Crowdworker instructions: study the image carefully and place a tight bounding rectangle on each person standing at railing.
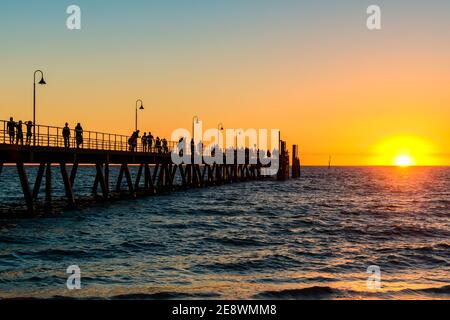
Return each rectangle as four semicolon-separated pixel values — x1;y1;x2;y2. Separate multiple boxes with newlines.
25;121;33;145
142;132;148;152
128;131;139;152
178;137;185;157
162;138;168;153
7;117;15;144
16;120;24;145
155;137;161;153
148;132;154;152
75;123;84;148
63;123;71;148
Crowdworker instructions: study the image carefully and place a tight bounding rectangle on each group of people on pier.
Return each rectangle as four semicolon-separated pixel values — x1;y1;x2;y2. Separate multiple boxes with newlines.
62;122;84;148
5;117;84;148
6;117;33;145
5;116;171;153
128;130;169;153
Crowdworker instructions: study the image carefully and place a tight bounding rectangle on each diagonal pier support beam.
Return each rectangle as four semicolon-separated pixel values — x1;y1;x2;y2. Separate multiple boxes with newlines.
171;164;178;186
116;164;125;192
144;164;155;194
94;163;108;199
60;163;75;207
32;163;45;199
179;164;187;187
16;162;34;214
134;164;144;191
70;162;78;187
123;164;135;197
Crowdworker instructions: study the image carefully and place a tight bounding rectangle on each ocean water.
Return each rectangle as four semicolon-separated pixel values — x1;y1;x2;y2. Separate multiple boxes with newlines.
0;166;449;299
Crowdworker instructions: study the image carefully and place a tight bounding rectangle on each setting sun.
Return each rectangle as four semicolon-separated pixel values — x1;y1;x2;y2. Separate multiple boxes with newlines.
394;155;414;167
371;136;439;166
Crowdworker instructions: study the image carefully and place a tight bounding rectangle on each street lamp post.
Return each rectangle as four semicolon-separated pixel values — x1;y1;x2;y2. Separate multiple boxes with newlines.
33;70;46;145
192;116;199;141
135;99;144;131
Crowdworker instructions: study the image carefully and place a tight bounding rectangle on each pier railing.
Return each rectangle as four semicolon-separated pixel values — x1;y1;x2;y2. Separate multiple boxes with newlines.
0;120;176;153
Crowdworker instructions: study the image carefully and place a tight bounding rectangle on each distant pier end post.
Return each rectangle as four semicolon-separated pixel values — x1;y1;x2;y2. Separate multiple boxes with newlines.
292;144;301;178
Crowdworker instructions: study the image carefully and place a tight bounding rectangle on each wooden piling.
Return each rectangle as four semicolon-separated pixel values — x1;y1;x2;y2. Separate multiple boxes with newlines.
123;164;135;197
134;164;144;191
116;164;125;192
60;163;75;207
17;163;34;214
32;163;45;199
95;163;108;199
104;162;110;194
45;163;52;208
70;162;78;187
144;163;155;193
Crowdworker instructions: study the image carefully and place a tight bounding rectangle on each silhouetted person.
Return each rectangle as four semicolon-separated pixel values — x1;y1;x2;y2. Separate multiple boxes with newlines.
142;132;148;152
25;121;33;145
155;137;161;153
178;137;184;157
16;121;24;145
63;122;71;148
128;131;139;152
128;133;134;151
148;132;154;152
7;117;15;144
75;123;83;148
135;130;140;151
162;138;168;153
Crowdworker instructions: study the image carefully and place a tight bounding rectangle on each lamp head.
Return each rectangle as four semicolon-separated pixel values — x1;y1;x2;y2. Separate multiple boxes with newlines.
139;105;144;110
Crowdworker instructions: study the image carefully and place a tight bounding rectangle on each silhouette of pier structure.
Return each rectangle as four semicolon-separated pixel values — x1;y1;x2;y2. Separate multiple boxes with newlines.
0;120;301;215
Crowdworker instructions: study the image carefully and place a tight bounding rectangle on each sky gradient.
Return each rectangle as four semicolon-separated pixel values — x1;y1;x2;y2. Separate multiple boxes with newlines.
1;0;449;165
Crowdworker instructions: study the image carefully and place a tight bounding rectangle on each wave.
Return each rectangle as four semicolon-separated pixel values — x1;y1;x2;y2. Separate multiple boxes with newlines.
196;254;300;273
119;240;165;250
254;285;450;300
109;291;221;300
254;286;338;299
407;285;450;295
204;236;266;247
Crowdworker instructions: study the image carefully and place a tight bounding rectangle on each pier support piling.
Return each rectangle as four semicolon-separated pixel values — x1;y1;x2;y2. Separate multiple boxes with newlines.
16;162;34;214
116;164;125;192
145;164;155;193
70;162;78;187
94;163;108;199
32;163;45;199
104;162;110;194
60;163;75;207
45;163;52;208
123;164;135;197
134;164;144;191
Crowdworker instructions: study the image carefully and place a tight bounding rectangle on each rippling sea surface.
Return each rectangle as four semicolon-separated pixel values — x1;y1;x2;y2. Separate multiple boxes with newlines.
0;166;449;299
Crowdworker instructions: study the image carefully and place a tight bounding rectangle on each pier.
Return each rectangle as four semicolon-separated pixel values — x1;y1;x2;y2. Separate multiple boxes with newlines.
0;120;301;216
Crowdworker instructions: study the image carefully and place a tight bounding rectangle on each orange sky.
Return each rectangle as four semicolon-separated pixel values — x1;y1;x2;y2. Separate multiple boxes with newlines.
1;1;449;165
